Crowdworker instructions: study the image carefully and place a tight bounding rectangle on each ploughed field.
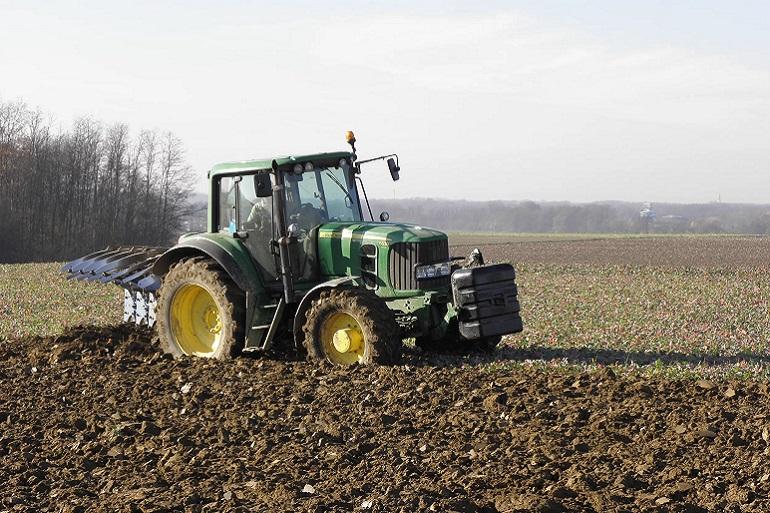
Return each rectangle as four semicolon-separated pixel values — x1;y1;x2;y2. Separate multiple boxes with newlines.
2;235;770;512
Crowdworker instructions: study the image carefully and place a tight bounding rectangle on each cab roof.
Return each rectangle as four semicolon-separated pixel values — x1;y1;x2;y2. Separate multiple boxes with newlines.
209;151;353;177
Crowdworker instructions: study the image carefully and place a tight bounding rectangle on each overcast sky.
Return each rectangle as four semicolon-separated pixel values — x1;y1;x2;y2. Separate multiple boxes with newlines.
1;1;768;203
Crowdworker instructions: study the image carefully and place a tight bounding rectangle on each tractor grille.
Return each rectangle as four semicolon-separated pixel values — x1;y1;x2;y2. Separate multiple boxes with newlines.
388;239;450;291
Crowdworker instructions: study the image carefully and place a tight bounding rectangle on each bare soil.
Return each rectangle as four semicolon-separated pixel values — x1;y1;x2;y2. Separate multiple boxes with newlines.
3;325;770;512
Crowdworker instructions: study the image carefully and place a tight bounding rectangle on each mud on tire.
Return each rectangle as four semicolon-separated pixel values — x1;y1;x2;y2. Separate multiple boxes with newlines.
156;256;245;360
303;288;402;365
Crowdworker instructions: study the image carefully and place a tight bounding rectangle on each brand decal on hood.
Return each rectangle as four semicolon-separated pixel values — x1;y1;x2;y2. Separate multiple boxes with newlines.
317;230;390;246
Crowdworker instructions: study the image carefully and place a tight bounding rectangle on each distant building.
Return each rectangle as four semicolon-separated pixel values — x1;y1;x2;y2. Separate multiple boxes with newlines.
639;202;656;233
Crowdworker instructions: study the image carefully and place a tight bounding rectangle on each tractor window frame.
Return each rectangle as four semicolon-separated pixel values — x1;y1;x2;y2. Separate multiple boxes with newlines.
213;170;280;280
213;170;275;234
282;165;364;226
216;175;239;233
349;167;365;221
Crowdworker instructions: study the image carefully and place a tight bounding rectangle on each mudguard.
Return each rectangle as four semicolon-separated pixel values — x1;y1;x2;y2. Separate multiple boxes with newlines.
152;234;263;296
292;276;360;342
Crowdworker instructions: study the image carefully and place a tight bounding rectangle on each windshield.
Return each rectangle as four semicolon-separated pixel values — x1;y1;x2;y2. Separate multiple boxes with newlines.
284;166;362;229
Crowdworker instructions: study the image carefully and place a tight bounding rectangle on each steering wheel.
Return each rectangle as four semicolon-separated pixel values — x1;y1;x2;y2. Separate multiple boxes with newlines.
292;202;326;231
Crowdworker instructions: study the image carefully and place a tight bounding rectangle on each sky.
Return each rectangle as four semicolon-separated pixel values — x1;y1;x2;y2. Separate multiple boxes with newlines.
1;0;769;204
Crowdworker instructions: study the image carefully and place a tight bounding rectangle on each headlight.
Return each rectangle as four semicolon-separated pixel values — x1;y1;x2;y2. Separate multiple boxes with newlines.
415;262;451;280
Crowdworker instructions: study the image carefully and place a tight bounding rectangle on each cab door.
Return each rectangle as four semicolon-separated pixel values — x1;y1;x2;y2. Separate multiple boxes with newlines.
283;171;325;282
217;173;279;282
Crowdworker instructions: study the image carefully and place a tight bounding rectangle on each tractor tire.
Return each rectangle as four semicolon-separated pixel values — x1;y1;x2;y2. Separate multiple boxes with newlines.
303;288;401;366
156;256;245;360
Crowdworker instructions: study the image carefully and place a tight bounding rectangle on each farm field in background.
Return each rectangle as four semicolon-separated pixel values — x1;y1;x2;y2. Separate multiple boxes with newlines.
4;234;770;378
454;233;770;378
451;232;770;267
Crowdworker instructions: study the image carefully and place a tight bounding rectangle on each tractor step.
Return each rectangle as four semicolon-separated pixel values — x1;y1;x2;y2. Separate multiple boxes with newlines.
244;298;286;352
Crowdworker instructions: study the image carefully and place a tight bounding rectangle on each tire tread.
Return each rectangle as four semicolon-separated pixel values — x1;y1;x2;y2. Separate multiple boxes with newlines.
156;256;245;359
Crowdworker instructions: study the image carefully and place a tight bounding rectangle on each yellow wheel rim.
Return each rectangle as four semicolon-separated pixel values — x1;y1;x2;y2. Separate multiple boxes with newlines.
321;312;365;366
169;284;223;357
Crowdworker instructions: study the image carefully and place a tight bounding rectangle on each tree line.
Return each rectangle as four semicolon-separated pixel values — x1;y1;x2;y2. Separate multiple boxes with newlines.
0;99;194;263
370;198;770;234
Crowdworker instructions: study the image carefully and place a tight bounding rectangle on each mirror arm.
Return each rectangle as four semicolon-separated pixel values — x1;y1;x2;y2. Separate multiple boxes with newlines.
356;153;400;182
355;153;398;167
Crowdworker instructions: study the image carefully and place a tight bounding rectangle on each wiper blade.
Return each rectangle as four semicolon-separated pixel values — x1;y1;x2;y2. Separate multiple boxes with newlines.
324;170;354;203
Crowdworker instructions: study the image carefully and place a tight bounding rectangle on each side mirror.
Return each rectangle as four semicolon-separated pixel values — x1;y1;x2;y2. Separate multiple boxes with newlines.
387;158;400;181
379;211;390;222
254;173;272;198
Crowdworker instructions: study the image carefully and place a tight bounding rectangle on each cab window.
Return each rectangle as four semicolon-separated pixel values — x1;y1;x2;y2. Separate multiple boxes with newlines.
284;172;327;231
320;166;360;222
218;176;237;232
284;166;361;229
216;174;277;280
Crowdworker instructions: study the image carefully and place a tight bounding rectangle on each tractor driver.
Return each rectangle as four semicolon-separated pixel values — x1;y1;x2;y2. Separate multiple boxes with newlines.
292;202;327;232
245;197;272;233
247;198;326;234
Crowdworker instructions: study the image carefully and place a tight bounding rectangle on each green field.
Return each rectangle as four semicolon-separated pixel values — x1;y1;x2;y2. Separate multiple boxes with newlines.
3;234;770;378
0;263;122;341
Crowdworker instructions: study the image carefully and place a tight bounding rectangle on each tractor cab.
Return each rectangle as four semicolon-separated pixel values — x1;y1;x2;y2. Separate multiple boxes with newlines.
209;150;371;290
208;131;402;304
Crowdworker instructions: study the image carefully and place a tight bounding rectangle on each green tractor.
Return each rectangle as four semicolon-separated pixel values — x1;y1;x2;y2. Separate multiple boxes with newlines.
62;132;522;365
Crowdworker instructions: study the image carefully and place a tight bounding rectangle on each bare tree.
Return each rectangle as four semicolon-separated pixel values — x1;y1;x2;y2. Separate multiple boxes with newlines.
139;129;159;243
157;131;193;244
0;100;196;263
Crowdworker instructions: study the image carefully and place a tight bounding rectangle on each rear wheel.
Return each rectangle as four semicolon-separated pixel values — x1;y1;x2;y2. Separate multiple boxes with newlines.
156;257;244;359
303;289;401;366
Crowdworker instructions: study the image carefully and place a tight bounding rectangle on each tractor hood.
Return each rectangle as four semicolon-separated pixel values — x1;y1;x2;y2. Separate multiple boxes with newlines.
317;221;446;246
315;221;449;285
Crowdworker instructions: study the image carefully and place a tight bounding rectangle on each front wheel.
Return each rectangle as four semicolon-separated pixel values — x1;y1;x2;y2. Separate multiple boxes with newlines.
303;289;401;366
156;257;244;359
